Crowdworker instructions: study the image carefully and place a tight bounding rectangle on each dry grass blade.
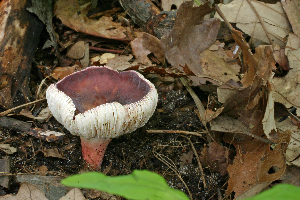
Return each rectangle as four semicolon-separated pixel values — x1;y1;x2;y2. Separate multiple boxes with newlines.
153;148;193;200
0;99;46;117
182;136;207;188
147;129;207;140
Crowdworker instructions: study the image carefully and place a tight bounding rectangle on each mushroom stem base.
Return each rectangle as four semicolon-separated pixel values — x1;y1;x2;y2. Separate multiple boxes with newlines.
80;137;112;170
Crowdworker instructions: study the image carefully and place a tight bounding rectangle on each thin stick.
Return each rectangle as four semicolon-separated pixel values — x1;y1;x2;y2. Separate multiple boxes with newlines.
147;129;206;139
183;136;207;188
89;46;129;54
0;99;46;117
215;5;233;31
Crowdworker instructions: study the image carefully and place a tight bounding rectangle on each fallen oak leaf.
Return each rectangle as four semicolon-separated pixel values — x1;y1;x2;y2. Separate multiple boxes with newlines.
227;137;287;197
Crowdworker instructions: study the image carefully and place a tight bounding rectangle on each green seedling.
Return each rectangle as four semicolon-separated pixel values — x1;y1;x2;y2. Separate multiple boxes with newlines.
61;170;189;200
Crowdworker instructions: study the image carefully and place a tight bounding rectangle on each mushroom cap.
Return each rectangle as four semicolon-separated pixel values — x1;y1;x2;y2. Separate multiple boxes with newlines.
46;66;158;139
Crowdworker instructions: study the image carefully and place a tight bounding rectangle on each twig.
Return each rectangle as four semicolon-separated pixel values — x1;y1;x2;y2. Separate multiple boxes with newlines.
182;136;207;188
0;171;66;177
89;46;129;54
147;129;206;140
0;99;46;117
215;5;233;31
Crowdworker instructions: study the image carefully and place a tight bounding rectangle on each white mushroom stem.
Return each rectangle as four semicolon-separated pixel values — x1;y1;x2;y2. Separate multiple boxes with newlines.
80;137;112;169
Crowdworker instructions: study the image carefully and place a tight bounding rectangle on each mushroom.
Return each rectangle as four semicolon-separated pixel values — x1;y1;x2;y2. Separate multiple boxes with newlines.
46;66;158;169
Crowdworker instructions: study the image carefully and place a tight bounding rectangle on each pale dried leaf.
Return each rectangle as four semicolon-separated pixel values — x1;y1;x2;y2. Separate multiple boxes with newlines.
0;144;17;154
285;33;300;54
281;0;300;38
60;188;86;200
272;47;300;115
106;55;142;71
217;87;238;103
198;50;240;83
100;53;116;64
0;182;48;200
203;107;224;123
211;115;251;134
131;37;152;65
36;107;51;123
262;90;276;138
215;0;292;47
276;118;300;166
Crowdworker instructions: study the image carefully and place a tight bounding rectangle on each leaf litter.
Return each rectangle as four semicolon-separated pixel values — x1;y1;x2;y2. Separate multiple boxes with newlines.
1;0;300;199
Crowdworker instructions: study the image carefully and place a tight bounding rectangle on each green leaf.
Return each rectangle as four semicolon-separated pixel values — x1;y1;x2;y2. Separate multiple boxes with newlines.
61;170;189;200
245;184;300;200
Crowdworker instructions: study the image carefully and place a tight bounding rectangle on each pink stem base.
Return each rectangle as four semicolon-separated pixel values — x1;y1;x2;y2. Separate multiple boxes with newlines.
80;137;112;170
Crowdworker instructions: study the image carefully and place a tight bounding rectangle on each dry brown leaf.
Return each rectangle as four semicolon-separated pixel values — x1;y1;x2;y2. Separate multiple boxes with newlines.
43;148;64;159
231;29;258;88
227;140;287;197
202;107;224;123
51;66;79;80
203;141;229;176
131;33;153;65
215;0;291;47
253;45;276;84
54;0;128;41
140;32;165;64
192;50;240;85
161;2;223;84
